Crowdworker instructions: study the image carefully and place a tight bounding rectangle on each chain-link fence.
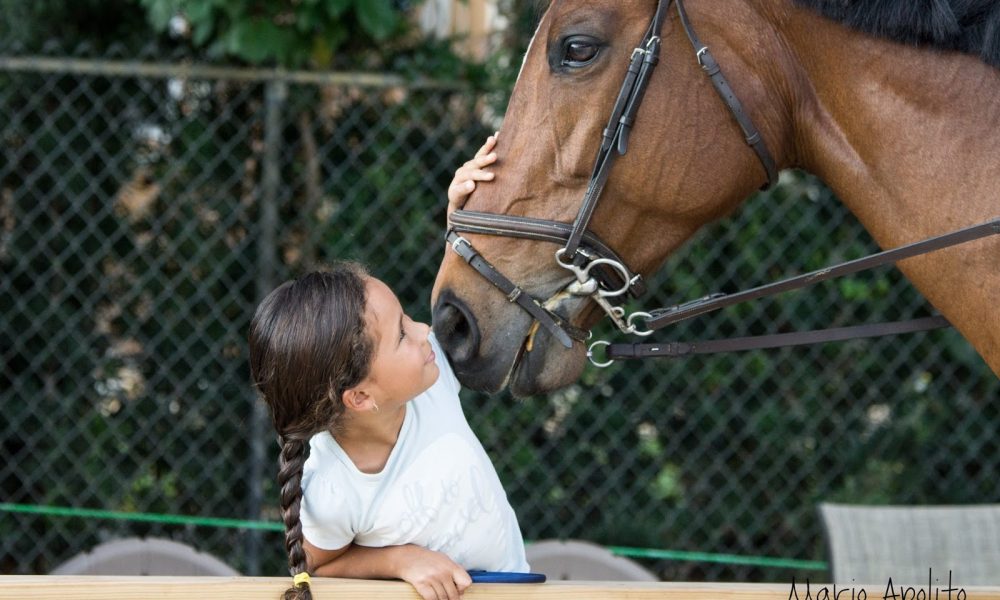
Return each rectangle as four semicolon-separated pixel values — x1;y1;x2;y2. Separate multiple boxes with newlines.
2;47;998;582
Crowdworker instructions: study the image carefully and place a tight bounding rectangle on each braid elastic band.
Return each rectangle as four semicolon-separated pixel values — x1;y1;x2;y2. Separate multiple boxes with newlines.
293;572;311;587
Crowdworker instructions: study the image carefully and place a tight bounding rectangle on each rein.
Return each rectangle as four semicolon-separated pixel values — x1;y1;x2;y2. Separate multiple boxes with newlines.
446;0;1000;366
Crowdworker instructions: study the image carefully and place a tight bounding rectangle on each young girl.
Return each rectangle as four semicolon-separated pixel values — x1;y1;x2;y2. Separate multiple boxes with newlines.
249;136;510;600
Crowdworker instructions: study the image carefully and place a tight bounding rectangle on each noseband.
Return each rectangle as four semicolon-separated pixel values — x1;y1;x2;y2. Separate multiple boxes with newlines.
446;0;1000;362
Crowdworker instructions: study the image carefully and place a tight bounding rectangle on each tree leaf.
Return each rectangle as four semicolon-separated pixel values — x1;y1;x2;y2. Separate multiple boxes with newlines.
141;0;177;31
355;0;397;40
310;24;347;67
184;0;215;28
223;17;289;64
192;20;214;46
323;0;352;18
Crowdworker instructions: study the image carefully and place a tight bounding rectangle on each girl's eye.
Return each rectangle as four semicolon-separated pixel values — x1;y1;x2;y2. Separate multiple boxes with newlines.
562;38;600;67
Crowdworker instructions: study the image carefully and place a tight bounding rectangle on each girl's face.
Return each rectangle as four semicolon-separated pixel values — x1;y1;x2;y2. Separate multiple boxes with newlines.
360;277;439;406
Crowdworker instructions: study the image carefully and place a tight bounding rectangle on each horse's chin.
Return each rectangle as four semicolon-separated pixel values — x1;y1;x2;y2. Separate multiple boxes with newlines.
506;294;592;397
507;326;588;398
445;328;586;396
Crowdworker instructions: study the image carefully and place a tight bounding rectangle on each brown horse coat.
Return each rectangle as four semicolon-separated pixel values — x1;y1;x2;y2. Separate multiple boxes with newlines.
432;0;1000;395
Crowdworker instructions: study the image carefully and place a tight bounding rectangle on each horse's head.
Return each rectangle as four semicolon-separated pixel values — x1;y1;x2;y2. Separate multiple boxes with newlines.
432;0;790;396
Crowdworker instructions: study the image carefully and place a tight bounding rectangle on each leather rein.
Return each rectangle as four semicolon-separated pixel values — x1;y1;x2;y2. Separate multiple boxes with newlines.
445;0;1000;367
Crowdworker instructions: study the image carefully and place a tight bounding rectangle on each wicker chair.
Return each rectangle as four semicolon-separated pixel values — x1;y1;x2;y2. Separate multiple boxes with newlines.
819;503;1000;585
51;537;239;576
525;539;658;581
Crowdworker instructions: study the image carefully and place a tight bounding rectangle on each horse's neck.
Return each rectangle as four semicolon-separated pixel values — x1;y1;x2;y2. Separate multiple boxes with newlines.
782;5;1000;373
787;11;1000;243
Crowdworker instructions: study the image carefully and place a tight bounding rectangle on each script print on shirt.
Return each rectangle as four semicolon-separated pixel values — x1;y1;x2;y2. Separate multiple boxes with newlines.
364;432;509;568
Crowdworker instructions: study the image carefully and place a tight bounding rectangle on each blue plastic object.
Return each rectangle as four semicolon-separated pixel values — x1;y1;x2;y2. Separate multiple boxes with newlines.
467;570;547;583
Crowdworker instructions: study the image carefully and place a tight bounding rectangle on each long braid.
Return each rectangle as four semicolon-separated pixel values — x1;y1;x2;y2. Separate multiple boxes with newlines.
279;437;312;600
249;265;374;599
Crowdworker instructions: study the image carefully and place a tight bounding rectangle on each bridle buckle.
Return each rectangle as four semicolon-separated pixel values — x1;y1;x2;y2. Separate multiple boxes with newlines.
695;46;709;66
451;235;471;253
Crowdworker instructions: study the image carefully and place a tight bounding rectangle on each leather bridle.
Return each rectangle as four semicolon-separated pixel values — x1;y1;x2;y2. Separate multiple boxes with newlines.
445;0;1000;366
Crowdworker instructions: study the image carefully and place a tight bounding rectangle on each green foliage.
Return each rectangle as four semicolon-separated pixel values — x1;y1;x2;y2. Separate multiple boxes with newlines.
139;0;404;68
132;0;493;84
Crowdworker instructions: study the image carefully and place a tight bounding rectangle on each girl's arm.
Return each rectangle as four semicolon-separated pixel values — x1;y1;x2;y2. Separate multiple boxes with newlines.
447;133;498;219
305;539;472;600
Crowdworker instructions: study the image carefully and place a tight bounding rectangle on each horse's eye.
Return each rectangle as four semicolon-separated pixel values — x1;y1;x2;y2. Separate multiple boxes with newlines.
562;39;600;67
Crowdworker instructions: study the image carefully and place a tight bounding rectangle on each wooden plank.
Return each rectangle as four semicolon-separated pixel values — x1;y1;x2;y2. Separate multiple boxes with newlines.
1;577;999;600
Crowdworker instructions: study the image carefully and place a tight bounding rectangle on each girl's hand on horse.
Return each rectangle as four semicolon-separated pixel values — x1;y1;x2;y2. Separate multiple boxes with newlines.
448;133;498;217
395;545;472;600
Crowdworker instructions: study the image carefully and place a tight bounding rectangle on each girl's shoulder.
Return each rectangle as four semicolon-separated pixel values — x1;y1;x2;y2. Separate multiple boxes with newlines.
304;431;358;481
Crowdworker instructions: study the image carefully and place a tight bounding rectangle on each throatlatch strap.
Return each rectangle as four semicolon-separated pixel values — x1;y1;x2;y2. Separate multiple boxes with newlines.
676;0;778;189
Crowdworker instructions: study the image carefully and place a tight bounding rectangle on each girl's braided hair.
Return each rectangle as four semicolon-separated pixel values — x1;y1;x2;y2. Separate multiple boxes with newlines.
248;264;374;599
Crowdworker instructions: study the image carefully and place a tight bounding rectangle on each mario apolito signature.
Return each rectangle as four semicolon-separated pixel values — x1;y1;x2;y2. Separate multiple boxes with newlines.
789;570;967;600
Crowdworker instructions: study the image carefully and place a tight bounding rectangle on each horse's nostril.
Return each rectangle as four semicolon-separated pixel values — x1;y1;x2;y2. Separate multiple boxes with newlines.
451;309;471;338
432;294;481;365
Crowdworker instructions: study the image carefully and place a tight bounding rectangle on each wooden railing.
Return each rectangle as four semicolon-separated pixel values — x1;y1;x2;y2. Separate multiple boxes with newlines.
3;576;999;600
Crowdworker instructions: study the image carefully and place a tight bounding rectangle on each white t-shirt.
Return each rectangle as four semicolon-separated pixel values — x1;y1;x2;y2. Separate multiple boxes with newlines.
300;334;529;572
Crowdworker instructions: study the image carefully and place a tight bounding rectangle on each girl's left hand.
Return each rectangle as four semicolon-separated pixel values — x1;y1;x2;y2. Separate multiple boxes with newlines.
447;133;498;218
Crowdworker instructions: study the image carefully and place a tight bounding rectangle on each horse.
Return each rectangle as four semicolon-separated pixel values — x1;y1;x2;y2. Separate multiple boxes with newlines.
431;0;1000;397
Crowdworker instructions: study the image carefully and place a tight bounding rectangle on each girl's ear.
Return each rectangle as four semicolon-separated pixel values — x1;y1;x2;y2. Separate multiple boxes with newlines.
341;386;375;413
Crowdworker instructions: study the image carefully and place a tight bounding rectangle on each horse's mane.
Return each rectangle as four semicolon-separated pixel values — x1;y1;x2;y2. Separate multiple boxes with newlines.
793;0;1000;69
